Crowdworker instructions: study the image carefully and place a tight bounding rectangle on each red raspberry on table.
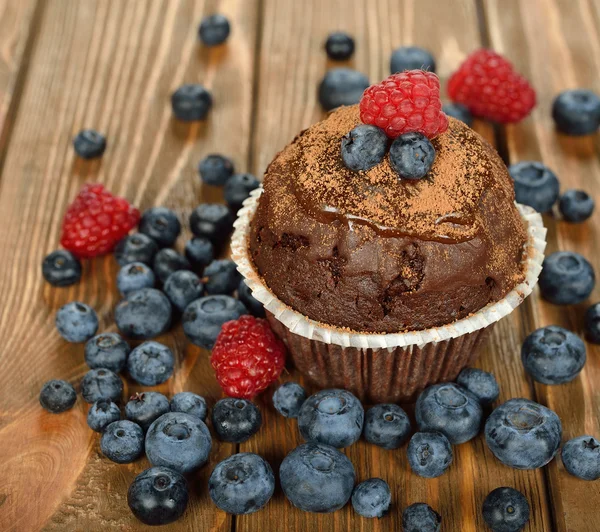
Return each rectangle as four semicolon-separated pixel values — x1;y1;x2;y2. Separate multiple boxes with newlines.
211;315;286;399
359;70;448;139
60;183;140;258
448;49;536;124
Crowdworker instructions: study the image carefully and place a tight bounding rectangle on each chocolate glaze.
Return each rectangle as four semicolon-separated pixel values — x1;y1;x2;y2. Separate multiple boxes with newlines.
249;106;527;333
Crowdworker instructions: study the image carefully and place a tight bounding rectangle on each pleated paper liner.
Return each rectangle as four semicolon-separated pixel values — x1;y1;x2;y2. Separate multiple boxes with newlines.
231;188;546;402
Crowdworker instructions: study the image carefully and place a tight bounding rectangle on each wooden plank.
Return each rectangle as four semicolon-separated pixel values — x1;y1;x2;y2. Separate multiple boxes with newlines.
0;0;40;160
240;1;553;531
484;1;600;530
0;0;258;530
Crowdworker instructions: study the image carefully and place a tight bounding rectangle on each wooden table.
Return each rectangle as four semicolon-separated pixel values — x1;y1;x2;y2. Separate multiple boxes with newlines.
1;0;599;530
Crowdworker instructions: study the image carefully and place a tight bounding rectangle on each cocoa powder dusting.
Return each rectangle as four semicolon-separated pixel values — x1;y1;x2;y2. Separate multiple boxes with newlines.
278;106;500;243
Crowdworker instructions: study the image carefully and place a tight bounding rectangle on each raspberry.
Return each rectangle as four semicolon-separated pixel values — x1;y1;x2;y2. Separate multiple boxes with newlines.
359;70;448;139
448;49;536;123
60;183;140;258
211;315;286;399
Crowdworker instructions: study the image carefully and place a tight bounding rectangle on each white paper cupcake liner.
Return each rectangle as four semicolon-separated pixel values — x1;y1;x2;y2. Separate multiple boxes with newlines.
231;187;546;349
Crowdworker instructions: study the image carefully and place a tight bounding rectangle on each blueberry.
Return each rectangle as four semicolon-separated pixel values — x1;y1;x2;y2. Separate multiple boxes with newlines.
456;368;500;406
318;68;370;111
84;332;130;372
407;431;453;478
363;403;411;450
521;325;586;385
42;250;82;287
87;399;121;432
273;382;306;418
559;189;595;223
101;420;144;464
39;379;77;413
114;233;159;266
198;14;230;46
389;132;436;180
279;442;356;513
508;161;560;213
171;84;212;121
189;203;234;246
212;398;262;443
561;435;600;481
324;32;355;61
164;270;204;311
138;207;181;247
55;301;99;343
539;251;595;305
128;466;188;526
184;237;214;269
298;388;364;448
402;503;441;532
351;478;391;519
237;280;265;317
170;392;208;421
224;173;260;211
209;453;275;515
182;295;247;349
340;125;387;172
127;341;175;386
203;259;241;295
443;103;473;127
552;89;600;136
415;383;482;444
115;288;173;339
145;412;212;474
125;392;170;431
482;487;530;532
81;368;123;404
198;154;234;186
485;398;562;469
390;46;436;73
73;129;106;159
117;262;156;295
584;302;600;343
152;248;191;284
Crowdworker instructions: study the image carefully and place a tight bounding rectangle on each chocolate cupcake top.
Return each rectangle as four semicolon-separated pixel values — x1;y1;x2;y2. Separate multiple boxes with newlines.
290;107;500;243
249;105;527;333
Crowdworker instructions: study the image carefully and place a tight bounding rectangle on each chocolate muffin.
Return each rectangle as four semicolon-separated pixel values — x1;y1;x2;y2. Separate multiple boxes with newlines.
249;106;527;333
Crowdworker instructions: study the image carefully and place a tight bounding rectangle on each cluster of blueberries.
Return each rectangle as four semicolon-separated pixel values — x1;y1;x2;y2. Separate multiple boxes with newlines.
273;379;534;531
39;340;600;530
44;150;263;346
32;375;498;530
38;377;264;525
273;357;599;532
45;205;260;391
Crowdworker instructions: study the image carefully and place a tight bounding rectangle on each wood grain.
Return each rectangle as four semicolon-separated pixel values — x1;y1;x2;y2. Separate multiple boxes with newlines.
0;0;598;530
0;0;39;162
0;0;258;530
484;1;600;530
238;1;552;531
